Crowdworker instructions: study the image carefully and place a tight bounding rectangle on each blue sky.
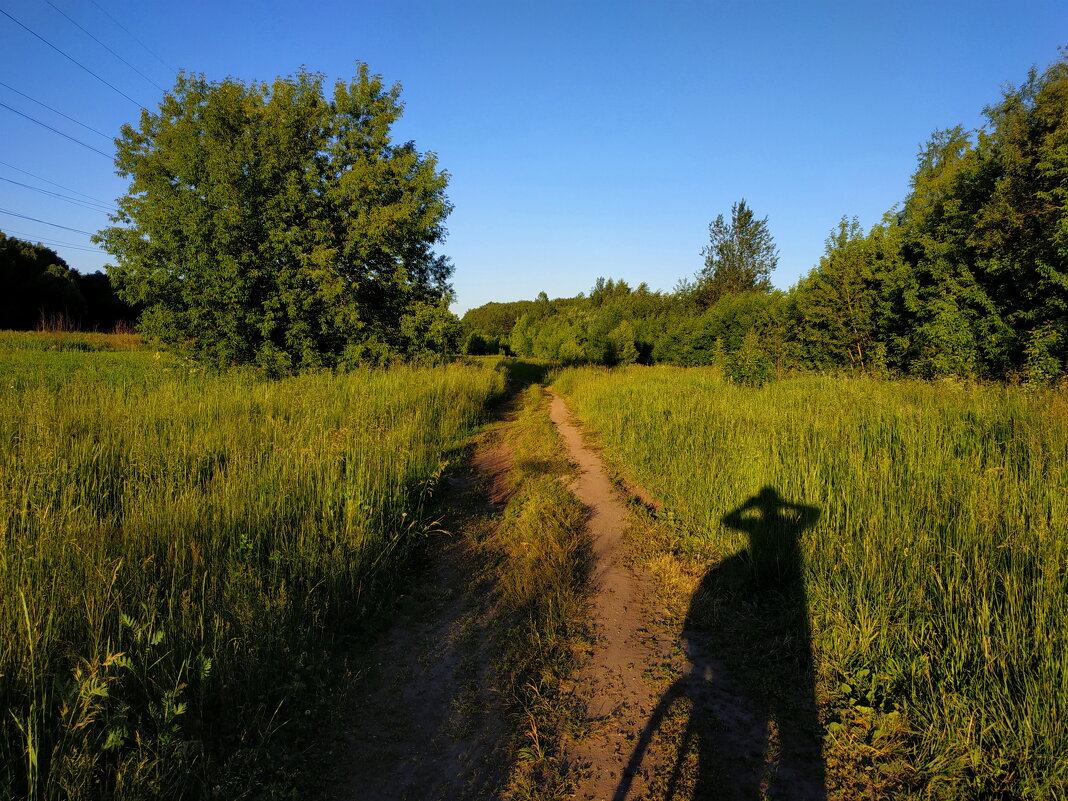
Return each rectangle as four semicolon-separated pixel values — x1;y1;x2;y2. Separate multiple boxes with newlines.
1;0;1064;313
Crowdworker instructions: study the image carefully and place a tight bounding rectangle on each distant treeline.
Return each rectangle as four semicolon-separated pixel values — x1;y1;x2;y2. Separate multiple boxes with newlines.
1;232;137;332
463;53;1068;385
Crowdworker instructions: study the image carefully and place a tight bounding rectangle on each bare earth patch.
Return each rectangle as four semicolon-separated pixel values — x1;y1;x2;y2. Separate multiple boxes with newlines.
548;391;676;799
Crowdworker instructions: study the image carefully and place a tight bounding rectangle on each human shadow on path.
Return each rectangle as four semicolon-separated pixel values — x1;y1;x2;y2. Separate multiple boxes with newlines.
614;486;826;800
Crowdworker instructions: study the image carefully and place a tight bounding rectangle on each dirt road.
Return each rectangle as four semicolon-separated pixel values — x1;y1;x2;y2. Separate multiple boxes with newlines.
549;391;827;801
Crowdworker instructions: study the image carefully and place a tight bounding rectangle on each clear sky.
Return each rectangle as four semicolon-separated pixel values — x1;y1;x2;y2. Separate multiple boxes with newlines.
1;0;1064;313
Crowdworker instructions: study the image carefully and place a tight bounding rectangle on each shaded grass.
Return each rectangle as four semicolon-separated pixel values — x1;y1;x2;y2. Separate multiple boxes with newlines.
553;366;1068;800
472;385;592;800
0;349;504;799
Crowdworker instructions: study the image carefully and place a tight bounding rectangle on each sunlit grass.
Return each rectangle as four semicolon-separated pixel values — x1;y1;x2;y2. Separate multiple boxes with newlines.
0;329;145;352
489;385;590;800
0;347;504;799
553;366;1068;799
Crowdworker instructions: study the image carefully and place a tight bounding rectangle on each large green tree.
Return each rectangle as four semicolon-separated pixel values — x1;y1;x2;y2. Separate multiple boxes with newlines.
694;199;778;307
96;65;453;369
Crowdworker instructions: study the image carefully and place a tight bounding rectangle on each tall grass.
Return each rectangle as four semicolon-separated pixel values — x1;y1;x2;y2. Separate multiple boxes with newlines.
0;346;504;799
490;385;590;799
0;330;144;352
553;366;1068;799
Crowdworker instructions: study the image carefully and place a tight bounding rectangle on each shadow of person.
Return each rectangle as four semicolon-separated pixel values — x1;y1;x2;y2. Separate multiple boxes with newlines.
614;486;826;801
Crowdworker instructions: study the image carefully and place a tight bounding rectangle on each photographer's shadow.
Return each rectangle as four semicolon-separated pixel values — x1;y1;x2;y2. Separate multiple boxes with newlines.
614;486;826;800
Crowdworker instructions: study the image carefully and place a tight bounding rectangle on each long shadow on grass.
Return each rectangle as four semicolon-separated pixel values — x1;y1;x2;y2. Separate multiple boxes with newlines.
615;486;826;801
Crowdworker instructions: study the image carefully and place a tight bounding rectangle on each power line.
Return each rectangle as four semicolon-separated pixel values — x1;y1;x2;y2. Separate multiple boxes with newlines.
1;227;105;253
0;207;97;236
45;0;167;93
0;6;146;110
0;160;114;205
0;102;112;158
87;0;173;75
0;176;116;213
0;81;113;140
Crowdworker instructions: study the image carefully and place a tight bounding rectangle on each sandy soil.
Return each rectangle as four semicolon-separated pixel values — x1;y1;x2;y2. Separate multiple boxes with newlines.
548;391;678;799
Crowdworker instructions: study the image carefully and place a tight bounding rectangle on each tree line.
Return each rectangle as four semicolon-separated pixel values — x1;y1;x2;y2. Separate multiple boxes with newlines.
0;232;136;331
464;52;1068;385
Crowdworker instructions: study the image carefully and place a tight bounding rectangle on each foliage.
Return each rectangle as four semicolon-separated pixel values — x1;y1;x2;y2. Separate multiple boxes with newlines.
1021;322;1063;385
96;65;453;370
0;346;503;798
469;51;1068;384
463;329;507;356
399;297;464;362
73;271;139;332
461;300;540;337
725;328;774;386
791;218;880;371
0;233;134;331
0;232;84;329
694;199;777;307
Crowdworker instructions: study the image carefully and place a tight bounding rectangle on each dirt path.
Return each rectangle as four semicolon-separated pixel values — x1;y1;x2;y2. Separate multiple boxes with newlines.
549;392;827;801
321;431;516;801
548;392;678;799
319;384;825;801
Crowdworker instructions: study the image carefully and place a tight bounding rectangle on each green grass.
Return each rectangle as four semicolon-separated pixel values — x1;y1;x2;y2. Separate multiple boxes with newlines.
474;384;591;800
0;330;145;352
0;345;504;799
552;366;1068;800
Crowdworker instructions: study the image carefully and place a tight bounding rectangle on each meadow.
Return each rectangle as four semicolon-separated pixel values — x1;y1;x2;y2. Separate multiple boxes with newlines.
553;366;1068;799
8;332;1066;800
0;332;504;799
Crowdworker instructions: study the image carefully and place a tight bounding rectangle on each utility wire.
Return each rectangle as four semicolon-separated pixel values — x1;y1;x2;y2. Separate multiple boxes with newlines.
0;176;116;213
0;102;112;158
1;227;105;253
87;0;173;75
0;207;97;236
0;81;113;140
0;160;113;205
0;6;146;110
45;0;167;93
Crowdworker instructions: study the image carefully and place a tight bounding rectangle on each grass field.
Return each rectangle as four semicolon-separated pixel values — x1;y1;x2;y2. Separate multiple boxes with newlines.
0;329;144;352
9;333;1065;799
553;366;1068;800
0;333;504;799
